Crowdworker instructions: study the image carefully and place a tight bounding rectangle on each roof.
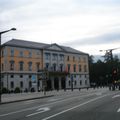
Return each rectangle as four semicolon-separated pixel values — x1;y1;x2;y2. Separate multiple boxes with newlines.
61;46;86;55
3;39;88;55
3;39;48;49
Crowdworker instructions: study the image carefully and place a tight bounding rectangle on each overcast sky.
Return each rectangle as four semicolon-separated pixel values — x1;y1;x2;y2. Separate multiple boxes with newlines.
0;0;120;55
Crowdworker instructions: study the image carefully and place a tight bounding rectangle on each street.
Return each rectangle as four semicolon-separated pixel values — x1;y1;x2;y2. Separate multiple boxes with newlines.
0;88;120;120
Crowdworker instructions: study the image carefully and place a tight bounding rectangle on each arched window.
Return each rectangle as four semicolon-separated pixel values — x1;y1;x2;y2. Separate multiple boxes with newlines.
80;80;82;85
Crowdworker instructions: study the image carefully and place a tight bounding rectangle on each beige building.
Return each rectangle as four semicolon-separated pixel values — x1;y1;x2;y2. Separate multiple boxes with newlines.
1;39;90;92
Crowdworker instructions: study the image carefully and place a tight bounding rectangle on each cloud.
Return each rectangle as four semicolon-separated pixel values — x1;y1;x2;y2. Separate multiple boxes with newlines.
63;30;120;47
0;0;120;55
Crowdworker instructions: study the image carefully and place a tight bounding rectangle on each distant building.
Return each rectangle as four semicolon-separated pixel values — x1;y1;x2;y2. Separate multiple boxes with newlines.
1;39;90;92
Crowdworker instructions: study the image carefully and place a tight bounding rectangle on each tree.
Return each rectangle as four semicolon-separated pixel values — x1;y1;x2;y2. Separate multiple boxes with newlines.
89;55;120;87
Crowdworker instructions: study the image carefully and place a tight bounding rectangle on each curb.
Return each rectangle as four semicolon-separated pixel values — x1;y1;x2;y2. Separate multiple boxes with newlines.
0;95;54;105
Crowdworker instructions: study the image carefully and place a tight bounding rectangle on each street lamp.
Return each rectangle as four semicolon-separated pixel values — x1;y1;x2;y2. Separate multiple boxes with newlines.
0;28;16;103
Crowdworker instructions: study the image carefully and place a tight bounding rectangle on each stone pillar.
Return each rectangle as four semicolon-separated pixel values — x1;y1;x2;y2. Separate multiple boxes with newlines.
59;78;62;90
51;78;55;90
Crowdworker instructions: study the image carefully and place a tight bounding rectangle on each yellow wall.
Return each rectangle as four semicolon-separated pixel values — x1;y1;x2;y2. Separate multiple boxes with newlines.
65;54;89;73
3;47;43;72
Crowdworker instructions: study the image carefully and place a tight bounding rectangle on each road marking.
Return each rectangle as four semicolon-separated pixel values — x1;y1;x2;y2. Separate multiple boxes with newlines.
0;93;96;117
117;108;120;112
24;100;35;104
48;98;61;102
0;92;119;117
42;94;109;120
26;107;50;117
112;94;120;98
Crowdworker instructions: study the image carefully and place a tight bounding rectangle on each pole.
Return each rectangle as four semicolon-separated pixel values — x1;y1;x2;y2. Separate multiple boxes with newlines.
71;74;73;91
0;28;16;103
0;34;2;103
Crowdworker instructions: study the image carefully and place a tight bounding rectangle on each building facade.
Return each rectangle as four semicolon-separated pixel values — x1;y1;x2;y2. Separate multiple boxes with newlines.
1;39;90;92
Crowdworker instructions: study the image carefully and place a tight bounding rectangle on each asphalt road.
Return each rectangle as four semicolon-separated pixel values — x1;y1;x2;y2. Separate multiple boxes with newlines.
0;88;120;120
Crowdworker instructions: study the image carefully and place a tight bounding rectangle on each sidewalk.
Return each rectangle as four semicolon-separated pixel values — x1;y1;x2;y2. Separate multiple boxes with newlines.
1;91;54;104
0;88;109;104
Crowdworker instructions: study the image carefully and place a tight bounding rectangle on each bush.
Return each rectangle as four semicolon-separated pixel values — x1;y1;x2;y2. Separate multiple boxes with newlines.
14;87;21;93
24;88;28;93
2;87;9;94
31;88;35;92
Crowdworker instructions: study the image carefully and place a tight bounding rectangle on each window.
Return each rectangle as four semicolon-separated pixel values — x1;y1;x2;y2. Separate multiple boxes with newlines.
83;57;86;62
53;54;57;60
29;75;32;78
73;56;75;62
20;81;23;88
29;81;32;88
2;63;4;71
80;80;82;85
67;64;70;73
10;48;14;57
28;62;32;71
79;57;81;62
37;51;40;55
79;65;82;72
53;64;56;71
85;80;87;85
45;53;50;60
20;75;23;78
60;64;63;72
2;50;4;57
29;51;32;58
10;60;14;70
46;63;49;70
84;65;87;72
60;55;64;61
10;81;14;88
36;62;40;71
19;51;23;57
10;75;14;78
19;61;24;71
67;56;69;61
73;64;76;72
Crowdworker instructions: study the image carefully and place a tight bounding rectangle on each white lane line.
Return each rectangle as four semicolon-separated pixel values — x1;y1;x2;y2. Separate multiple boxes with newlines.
26;107;50;117
117;108;120;112
48;98;61;102
0;92;119;117
0;93;96;117
112;94;120;98
42;94;109;120
24;100;35;104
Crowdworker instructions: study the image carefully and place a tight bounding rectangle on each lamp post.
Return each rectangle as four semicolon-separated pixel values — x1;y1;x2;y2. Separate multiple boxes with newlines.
0;28;16;103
